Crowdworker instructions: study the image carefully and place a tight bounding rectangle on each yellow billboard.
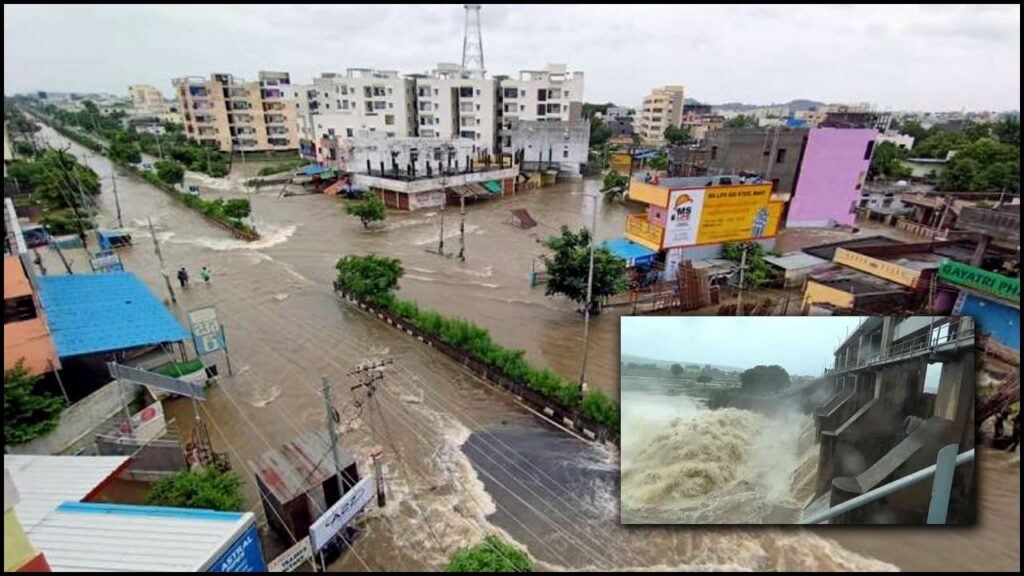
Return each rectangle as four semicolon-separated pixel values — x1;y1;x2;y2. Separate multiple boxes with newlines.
610;153;633;175
695;184;775;245
833;248;923;288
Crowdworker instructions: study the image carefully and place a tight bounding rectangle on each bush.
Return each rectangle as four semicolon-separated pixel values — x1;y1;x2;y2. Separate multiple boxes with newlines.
155;160;185;185
346;195;387;228
335;255;405;304
445;536;533;572
145;467;245;512
257;159;306;176
4;360;65;445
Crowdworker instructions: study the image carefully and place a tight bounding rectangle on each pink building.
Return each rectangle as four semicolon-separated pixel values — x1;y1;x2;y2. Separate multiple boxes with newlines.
787;128;877;228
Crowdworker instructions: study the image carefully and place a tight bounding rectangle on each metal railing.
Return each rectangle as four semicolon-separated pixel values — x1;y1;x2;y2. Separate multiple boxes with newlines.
826;318;974;374
801;444;974;525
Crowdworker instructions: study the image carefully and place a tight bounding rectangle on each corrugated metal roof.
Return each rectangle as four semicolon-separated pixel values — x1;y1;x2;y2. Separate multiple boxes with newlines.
37;272;189;358
603;237;656;266
28;502;253;572
4;455;129;531
764;252;830;271
248;432;356;504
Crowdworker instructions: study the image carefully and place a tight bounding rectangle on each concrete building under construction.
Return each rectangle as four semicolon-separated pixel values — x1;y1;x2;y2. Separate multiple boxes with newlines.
811;316;976;524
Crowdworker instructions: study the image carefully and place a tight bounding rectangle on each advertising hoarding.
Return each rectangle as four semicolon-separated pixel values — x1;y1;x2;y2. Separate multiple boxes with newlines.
938;261;1020;303
833;248;922;288
662;184;778;249
309;475;376;552
267;537;313;572
663;189;706;248
189;307;226;356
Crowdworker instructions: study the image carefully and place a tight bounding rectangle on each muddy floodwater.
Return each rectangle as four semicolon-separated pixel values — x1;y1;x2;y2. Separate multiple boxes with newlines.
27;122;1021;571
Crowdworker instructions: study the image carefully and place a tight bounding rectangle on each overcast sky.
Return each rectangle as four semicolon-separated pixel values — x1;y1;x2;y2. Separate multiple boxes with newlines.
3;4;1019;111
621;316;865;376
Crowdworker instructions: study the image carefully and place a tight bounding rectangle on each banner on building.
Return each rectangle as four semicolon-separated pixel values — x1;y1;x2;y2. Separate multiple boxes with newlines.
938;261;1020;303
663;189;706;248
833;248;922;288
309;475;376;552
207;521;267;572
188;307;226;356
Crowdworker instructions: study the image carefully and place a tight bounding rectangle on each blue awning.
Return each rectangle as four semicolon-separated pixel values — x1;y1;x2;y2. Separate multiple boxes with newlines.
37;272;189;358
302;165;328;176
603;237;657;267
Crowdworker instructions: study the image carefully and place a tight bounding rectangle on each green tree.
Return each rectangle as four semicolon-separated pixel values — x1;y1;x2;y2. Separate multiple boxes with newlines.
222;198;251;220
868;141;912;181
706;389;731;410
542;226;629;312
646;151;670;172
724;115;757;128
739;365;791;393
601;171;630;201
4;360;65;445
335;254;405;304
991;115;1020;149
445;536;533;573
108;138;141;165
145;468;245;512
898;118;928;141
154;159;185;185
5;150;100;211
664;124;692;145
346;195;387;228
721;242;775;289
697;373;713;386
670;363;684;377
589;116;613;147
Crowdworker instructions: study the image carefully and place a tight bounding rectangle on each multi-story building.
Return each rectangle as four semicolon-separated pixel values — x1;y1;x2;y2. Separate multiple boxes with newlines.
496;64;584;140
173;71;298;153
128;85;169;115
638;85;685;145
289;83;319;161
309;69;416;141
410;63;499;154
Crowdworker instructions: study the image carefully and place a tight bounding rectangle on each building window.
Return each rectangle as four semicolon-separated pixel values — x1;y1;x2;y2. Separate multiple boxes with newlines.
864;140;875;160
563;148;569;159
503;88;518;98
346;128;354;137
776;148;787;163
385;115;395;126
711;146;718;160
771;178;780;192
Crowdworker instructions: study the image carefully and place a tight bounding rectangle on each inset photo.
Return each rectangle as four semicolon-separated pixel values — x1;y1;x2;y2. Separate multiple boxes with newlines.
620;316;977;525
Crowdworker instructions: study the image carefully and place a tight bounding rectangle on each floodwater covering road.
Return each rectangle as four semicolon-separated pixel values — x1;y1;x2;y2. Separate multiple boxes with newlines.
26;122;1019;571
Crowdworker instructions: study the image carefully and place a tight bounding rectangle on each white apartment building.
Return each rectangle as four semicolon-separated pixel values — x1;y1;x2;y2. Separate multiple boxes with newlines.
309;69;416;141
411;63;499;156
637;85;684;145
496;64;584;153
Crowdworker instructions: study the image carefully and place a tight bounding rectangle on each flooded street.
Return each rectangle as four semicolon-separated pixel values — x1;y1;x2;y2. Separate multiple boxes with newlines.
28;122;1019;571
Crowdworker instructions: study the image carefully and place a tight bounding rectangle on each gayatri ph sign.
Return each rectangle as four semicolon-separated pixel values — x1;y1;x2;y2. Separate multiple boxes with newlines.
939;261;1020;303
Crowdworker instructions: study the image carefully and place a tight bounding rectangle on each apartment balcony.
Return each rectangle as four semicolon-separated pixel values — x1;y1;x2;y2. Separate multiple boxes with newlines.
267;137;291;147
624;213;665;251
194;115;217;124
192;101;214;111
232;138;259;149
226;88;251;98
188;87;209;97
228;113;255;124
197;127;219;136
264;114;287;124
263;102;286;112
265;127;288;136
260;88;285;99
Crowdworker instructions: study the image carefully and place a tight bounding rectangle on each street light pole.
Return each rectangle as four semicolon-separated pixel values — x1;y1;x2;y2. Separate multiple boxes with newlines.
111;171;123;228
577;192;599;403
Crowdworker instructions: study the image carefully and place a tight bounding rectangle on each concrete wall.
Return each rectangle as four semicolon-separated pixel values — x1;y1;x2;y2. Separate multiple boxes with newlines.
706;127;807;196
788;128;876;228
506;119;589;176
5;380;142;456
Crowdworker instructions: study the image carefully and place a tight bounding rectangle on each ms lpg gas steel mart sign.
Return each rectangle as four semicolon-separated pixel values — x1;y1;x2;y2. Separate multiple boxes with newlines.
308;475;376;552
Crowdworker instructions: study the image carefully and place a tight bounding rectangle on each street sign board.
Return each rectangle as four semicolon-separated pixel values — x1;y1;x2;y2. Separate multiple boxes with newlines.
267;536;313;572
90;251;123;273
188;306;226;356
107;362;206;400
308;475;376;552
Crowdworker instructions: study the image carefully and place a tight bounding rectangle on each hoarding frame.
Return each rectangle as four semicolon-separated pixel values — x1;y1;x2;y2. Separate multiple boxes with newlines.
308;475;376;552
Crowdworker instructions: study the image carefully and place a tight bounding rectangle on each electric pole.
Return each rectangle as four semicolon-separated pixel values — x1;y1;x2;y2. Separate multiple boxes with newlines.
736;244;748;316
577;192;599;403
321;376;345;496
458;191;466;261
147;217;177;304
112;171;123;228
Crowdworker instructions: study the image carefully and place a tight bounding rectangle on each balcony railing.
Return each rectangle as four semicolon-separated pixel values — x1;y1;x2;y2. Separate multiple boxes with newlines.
825;317;974;374
624;213;664;250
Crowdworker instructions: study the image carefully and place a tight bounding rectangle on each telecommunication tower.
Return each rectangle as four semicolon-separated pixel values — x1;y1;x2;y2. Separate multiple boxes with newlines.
461;4;485;74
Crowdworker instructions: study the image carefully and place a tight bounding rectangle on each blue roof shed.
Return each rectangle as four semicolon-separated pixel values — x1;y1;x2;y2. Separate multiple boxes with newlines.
603;237;657;267
36;272;189;358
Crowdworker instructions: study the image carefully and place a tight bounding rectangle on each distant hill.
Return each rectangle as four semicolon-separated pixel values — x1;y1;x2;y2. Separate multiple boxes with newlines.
620;354;742;373
711;99;826;113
